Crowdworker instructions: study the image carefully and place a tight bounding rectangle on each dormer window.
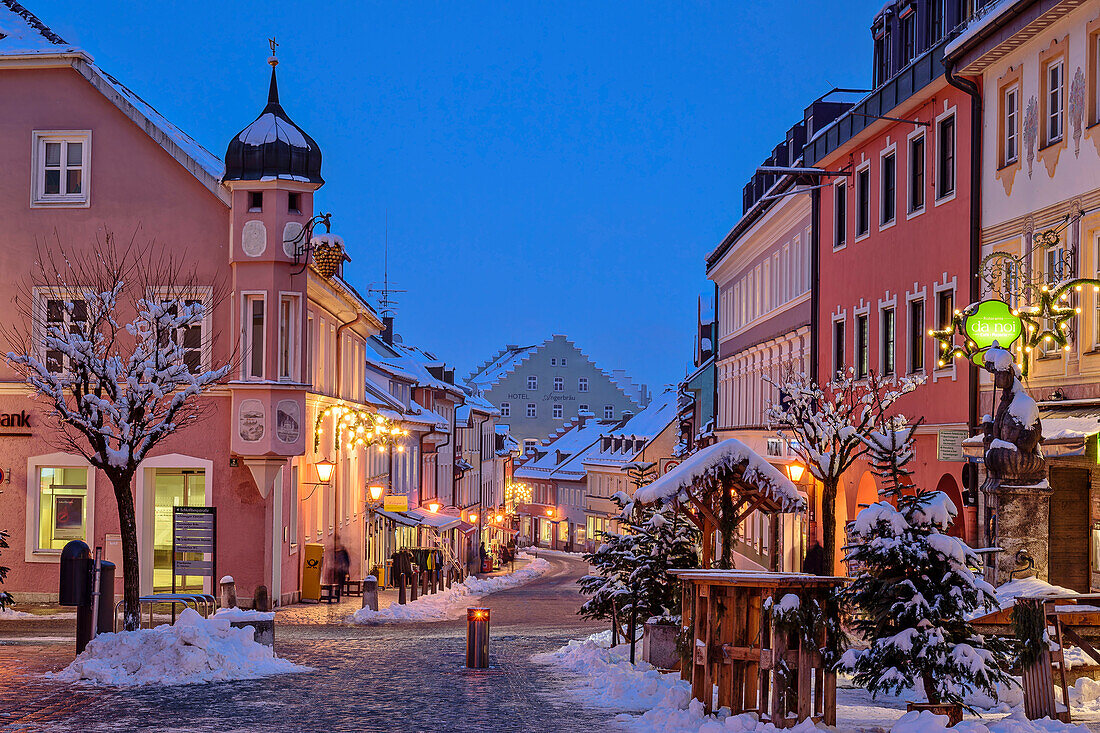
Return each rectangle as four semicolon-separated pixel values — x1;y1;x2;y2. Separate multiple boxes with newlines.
249;191;263;212
288;192;301;214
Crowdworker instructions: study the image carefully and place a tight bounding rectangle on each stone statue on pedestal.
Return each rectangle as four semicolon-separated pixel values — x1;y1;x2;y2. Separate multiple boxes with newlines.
980;344;1049;584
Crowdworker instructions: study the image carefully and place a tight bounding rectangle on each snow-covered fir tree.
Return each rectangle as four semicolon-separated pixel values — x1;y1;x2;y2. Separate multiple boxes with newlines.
4;239;230;630
579;490;699;631
840;487;1014;705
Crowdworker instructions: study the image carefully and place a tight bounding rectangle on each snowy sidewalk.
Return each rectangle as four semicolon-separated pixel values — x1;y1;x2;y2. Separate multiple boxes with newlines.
534;631;1100;733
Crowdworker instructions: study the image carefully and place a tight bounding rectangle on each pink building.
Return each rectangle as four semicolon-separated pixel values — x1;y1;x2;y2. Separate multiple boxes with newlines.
0;4;387;605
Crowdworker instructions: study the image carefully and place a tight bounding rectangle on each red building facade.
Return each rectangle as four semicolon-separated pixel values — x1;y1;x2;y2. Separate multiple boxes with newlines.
809;1;986;559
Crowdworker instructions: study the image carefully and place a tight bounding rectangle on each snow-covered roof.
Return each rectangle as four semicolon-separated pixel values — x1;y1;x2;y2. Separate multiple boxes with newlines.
513;418;615;480
0;1;227;198
581;390;678;470
466;344;538;388
942;0;1017;59
634;438;804;513
366;336;464;397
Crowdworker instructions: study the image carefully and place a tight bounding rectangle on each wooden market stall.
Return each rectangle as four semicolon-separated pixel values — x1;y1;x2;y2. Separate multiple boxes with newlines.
634;439;842;727
671;570;846;725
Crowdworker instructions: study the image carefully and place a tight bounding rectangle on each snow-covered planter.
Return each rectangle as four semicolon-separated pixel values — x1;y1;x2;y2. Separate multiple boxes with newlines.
212;607;275;647
49;608;307;686
642;618;680;670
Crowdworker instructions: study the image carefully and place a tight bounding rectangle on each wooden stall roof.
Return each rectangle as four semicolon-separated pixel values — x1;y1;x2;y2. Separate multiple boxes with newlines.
670;569;848;588
634;439;805;514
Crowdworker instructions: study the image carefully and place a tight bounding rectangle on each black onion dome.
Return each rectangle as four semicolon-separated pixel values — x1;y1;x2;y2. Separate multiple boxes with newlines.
223;65;323;184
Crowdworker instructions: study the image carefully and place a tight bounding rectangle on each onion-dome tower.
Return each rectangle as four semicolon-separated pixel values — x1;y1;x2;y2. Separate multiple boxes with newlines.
223;54;323;183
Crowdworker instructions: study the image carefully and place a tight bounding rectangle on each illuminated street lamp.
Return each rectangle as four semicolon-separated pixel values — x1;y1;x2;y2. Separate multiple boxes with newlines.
315;459;336;484
364;483;388;580
427;501;441;513
785;463;806;483
468;512;478;523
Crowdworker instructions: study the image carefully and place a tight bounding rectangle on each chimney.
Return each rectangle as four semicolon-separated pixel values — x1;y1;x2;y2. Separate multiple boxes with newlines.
383;315;395;345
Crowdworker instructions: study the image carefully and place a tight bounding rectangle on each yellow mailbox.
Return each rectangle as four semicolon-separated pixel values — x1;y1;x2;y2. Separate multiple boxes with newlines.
302;543;324;601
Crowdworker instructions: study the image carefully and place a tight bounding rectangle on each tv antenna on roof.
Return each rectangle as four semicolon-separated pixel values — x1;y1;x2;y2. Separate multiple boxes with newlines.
367;210;406;318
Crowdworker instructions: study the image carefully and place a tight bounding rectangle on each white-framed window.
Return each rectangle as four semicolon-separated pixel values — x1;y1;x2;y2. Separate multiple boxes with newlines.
880;148;896;226
561;357;568;366
1046;59;1064;144
936;113;956;200
881;307;895;376
153;287;212;375
578;377;588;392
833;317;846;377
37;291;87;376
306;314;314;387
579;403;589;412
908;131;925;214
27;453;94;560
855;164;871;238
856;313;869;378
553;403;563;419
1094;234;1100;349
278;294;299;381
554;376;564;392
834;180;847;248
909;298;925;374
243;293;266;380
527;375;538;390
551;358;557;366
500;402;510;418
31;131;90;207
603;405;614;419
1003;85;1019;164
935;289;954;368
526;403;537;418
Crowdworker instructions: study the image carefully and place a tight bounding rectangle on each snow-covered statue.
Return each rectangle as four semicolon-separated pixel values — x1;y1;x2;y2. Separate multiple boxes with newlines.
980;344;1051;583
981;344;1045;486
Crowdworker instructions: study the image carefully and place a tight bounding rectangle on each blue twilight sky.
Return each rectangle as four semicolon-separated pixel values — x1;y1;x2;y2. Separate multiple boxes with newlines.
44;1;880;392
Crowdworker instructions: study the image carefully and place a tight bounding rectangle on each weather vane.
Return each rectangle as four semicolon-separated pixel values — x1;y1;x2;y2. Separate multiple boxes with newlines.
268;37;279;67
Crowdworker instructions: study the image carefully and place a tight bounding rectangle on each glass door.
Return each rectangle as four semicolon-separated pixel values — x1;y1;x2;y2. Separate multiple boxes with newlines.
152;469;207;592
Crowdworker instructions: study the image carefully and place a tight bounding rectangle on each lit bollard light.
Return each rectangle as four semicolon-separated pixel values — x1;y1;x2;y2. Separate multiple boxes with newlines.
466;607;490;669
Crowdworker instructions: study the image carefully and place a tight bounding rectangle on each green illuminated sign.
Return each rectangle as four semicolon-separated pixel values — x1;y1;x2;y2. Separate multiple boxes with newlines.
964;300;1023;363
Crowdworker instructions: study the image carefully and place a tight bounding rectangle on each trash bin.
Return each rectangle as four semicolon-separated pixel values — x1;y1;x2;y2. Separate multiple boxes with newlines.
59;540;92;607
96;560;115;634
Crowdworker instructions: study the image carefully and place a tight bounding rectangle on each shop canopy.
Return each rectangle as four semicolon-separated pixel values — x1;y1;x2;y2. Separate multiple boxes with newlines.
406;508;462;532
376;509;419;527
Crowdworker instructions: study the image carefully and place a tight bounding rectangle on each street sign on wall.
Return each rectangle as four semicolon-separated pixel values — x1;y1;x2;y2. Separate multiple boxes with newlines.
937;429;969;462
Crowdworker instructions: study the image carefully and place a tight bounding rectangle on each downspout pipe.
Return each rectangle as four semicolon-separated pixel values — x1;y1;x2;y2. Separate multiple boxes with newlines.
944;58;982;440
810;182;821;386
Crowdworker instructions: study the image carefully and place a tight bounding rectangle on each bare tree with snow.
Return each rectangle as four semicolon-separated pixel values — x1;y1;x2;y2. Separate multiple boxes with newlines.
4;234;231;630
765;368;922;574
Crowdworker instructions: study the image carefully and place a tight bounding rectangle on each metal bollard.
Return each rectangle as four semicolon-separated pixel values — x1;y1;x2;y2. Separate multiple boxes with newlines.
466;607;490;669
362;575;379;611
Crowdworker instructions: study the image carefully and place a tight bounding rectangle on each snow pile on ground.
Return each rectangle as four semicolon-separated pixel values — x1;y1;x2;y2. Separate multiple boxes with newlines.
48;608;308;686
0;607;38;619
350;558;551;624
535;632;1094;732
894;709;1088;733
211;607;275;622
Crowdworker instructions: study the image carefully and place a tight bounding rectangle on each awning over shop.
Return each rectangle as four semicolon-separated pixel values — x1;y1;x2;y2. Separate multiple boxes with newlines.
406;508;462;532
376;509;419;527
962;405;1100;459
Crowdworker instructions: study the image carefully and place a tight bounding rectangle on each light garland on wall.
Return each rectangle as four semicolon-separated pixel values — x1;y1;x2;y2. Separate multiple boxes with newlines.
313;404;409;454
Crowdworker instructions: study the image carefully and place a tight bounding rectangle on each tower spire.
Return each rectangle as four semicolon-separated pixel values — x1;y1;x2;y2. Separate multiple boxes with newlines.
267;37;280;106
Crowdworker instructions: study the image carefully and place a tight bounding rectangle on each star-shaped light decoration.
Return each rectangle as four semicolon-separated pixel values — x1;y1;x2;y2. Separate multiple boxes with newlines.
929;305;977;368
1019;285;1077;353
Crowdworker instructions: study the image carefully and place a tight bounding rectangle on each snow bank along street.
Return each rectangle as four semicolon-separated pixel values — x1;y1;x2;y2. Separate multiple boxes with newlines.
351;557;551;623
48;608;308;687
534;631;1100;733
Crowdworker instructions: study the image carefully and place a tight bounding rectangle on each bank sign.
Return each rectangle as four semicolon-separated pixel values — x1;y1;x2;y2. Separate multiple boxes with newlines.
964;300;1023;362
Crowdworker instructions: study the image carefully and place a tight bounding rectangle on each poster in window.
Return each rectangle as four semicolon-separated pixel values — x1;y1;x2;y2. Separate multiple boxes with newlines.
53;495;84;539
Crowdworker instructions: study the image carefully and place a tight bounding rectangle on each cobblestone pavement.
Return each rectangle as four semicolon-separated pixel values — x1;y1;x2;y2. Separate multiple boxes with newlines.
0;554;621;732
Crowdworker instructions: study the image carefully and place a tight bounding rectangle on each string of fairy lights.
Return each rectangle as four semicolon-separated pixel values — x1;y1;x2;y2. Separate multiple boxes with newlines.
313;404;409;455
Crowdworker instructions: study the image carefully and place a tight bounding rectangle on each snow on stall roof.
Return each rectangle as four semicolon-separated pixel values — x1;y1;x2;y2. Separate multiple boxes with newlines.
970;576;1079;619
634;439;804;513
